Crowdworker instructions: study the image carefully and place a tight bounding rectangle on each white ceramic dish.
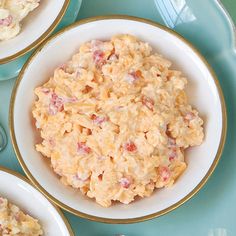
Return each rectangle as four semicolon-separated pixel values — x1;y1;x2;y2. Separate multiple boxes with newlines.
0;0;70;64
0;166;74;235
10;16;226;223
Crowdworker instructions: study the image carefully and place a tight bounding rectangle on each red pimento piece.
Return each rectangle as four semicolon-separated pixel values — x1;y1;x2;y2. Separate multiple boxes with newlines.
169;147;177;161
48;92;77;114
0;15;13;26
49;92;64;115
93;50;105;66
91;114;108;125
167;137;177;161
77;142;91;155
141;95;154;111
185;112;195;121
119;177;132;188
159;166;171;182
124;141;137;152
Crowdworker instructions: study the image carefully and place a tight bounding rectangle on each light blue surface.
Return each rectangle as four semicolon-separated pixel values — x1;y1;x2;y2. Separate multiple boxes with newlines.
0;0;236;235
0;0;83;81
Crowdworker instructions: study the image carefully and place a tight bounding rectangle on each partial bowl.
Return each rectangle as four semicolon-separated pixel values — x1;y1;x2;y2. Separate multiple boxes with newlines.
0;0;83;81
0;166;74;235
0;0;70;65
10;16;227;223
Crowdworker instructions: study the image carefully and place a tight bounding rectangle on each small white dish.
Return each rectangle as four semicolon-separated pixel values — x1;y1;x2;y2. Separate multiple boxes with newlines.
0;166;74;235
10;16;226;223
0;0;70;64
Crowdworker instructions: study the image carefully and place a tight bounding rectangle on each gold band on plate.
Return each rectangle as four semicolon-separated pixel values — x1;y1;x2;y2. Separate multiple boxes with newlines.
0;166;75;236
0;0;70;65
9;15;227;224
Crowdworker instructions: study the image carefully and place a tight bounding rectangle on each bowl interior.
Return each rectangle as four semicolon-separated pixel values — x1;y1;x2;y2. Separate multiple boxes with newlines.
0;169;71;236
0;0;66;60
13;19;223;220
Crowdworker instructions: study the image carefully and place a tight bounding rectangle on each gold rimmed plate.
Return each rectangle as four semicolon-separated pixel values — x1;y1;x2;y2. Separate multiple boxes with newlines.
0;0;70;65
9;15;226;223
0;166;74;235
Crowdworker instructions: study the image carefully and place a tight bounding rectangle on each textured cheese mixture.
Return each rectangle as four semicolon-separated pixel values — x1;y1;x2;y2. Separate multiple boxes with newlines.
0;0;40;41
0;196;43;235
32;34;204;207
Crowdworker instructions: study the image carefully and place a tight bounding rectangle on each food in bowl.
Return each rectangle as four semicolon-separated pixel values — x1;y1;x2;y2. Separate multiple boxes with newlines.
0;0;40;41
0;196;43;235
32;34;204;207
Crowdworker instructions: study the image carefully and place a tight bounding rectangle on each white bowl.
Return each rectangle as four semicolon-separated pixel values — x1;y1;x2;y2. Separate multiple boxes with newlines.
0;166;74;235
0;0;70;64
10;16;226;223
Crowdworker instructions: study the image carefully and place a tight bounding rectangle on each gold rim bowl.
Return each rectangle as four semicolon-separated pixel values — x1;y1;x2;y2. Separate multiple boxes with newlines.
9;15;227;224
0;0;70;65
0;166;74;235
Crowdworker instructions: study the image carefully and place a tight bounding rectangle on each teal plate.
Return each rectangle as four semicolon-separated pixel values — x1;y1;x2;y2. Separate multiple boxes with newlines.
0;0;236;235
0;0;83;81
